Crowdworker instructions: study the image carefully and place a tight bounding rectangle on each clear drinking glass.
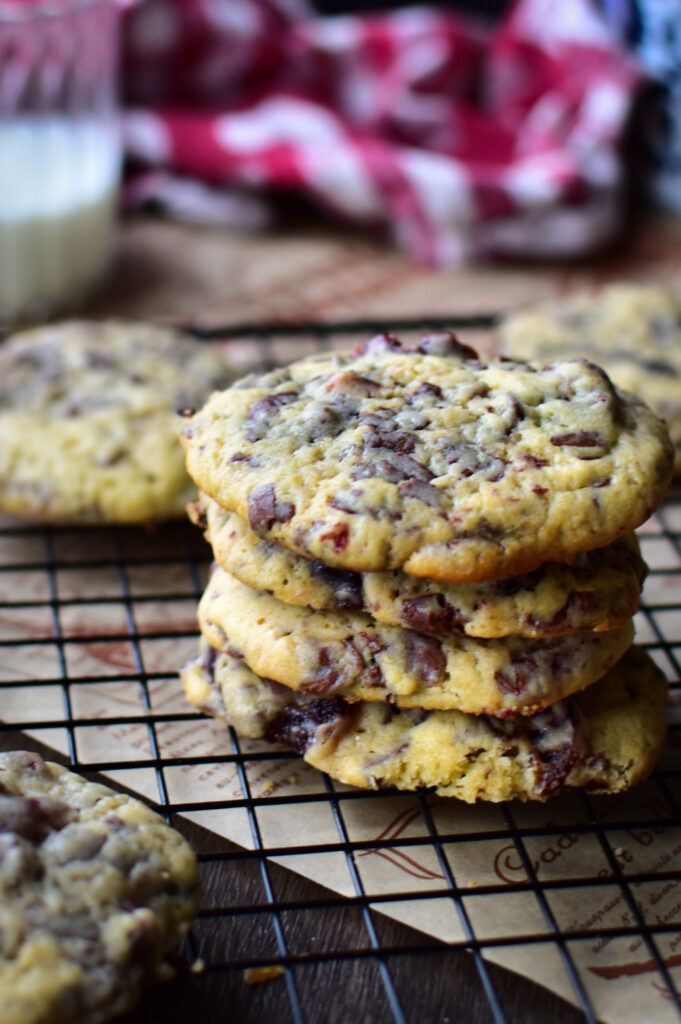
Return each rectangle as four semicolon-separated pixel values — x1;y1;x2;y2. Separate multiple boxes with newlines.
0;0;121;326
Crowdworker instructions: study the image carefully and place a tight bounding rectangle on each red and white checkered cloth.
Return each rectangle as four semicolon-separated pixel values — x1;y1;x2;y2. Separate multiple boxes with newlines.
122;0;641;265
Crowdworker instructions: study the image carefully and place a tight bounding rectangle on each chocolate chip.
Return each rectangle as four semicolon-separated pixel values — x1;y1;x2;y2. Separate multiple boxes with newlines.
319;522;349;552
399;594;469;634
310;563;364;610
245;391;298;441
550;431;604;448
402;632;446;684
362;423;416;455
517;453;547;469
527;704;581;797
266;698;356;754
0;795;75;843
494;656;537;695
302;642;363;695
351;451;433;484
412;382;442;399
417;332;478;360
439;442;507;481
351;333;403;357
247;484;295;534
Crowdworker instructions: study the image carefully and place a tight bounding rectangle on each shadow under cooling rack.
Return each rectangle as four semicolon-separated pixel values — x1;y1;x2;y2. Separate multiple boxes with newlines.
0;317;680;1024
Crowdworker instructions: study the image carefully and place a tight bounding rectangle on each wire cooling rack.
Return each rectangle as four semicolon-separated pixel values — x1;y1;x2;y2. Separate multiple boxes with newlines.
0;317;680;1024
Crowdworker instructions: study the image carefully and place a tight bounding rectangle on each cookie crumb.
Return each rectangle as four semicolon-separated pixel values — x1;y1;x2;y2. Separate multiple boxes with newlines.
244;965;285;986
260;781;274;795
190;958;205;974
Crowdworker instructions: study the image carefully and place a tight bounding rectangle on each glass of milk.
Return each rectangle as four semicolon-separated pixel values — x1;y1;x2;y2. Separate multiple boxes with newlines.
0;0;121;326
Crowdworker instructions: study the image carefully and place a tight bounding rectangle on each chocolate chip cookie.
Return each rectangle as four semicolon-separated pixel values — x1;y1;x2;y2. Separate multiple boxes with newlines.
0;750;200;1024
497;283;681;477
0;320;234;523
198;568;634;717
196;496;646;637
180;332;673;582
182;640;668;802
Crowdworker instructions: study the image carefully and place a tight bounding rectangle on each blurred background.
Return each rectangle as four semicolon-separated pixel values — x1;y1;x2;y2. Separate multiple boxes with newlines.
2;0;681;328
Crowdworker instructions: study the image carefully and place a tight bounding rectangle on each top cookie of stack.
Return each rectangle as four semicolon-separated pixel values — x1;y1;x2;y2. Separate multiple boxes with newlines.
181;332;672;581
179;332;672;801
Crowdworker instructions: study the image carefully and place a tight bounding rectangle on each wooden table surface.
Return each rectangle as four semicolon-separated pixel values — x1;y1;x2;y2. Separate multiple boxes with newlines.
7;211;681;1024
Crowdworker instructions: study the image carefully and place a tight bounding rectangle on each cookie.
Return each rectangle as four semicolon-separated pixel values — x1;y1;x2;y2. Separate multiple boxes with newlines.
182;640;668;802
180;332;673;582
0;750;200;1024
198;567;634;716
0;320;234;524
196;496;646;637
497;283;681;476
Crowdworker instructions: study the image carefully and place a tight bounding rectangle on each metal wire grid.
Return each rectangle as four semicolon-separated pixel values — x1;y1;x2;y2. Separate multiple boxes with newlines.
0;317;679;1024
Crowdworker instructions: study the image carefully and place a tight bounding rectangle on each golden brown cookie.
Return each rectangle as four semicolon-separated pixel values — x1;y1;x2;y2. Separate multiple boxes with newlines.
0;751;200;1024
197;497;646;637
0;320;234;523
182;640;667;802
180;333;673;582
198;567;634;717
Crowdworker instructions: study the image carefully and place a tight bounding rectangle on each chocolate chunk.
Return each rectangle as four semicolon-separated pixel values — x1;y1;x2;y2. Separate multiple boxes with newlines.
402;632;446;684
494;656;538;696
266;697;355;755
351;451;433;484
351;333;403;357
517;453;547;469
417;332;478;360
0;795;75;843
357;631;386;656
550;431;604;448
440;442;507;481
302;642;364;695
245;391;298;441
319;522;349;551
310;563;364;610
399;594;469;634
412;382;443;399
527;704;581;797
362;423;416;455
489;568;543;597
247;484;295;534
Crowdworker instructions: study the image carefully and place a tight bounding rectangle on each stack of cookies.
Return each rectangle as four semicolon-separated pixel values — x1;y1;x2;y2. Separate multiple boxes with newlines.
179;332;673;802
